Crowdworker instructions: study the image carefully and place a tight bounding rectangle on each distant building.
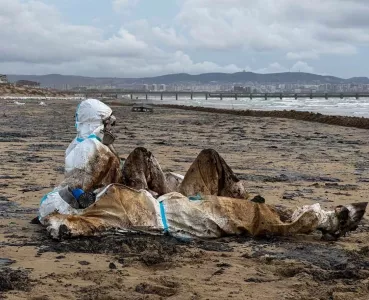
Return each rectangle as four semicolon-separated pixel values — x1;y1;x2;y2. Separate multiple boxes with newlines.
159;84;166;91
16;80;40;87
285;83;293;91
220;84;233;91
143;84;149;91
71;86;87;92
233;85;251;93
0;74;8;84
151;84;158;91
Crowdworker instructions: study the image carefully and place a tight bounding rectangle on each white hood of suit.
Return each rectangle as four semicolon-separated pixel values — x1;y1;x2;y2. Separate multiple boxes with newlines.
75;99;113;140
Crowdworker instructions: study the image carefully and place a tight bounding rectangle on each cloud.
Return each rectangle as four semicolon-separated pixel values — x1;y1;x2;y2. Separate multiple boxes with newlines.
256;63;288;74
112;0;139;12
127;20;188;49
151;27;188;48
1;0;367;77
0;0;249;77
0;0;149;64
0;51;247;78
291;61;314;73
176;0;369;58
286;51;320;60
256;61;314;74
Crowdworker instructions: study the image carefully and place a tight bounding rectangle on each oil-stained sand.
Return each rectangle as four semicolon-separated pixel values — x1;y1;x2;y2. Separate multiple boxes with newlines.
1;99;369;300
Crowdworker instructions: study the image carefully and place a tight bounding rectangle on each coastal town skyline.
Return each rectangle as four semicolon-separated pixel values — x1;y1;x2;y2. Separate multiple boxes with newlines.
2;71;369;93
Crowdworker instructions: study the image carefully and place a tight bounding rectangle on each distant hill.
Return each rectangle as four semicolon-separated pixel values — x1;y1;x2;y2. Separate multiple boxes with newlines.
0;83;69;97
6;72;369;88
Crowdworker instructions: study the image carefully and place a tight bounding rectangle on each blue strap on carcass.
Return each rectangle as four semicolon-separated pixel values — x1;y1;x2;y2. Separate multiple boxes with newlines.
159;201;169;233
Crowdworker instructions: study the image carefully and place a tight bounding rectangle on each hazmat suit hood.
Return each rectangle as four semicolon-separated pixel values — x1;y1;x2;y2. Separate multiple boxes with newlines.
75;99;113;141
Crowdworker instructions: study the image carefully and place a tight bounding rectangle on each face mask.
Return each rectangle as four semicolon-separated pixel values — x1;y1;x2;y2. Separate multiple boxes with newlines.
102;115;117;146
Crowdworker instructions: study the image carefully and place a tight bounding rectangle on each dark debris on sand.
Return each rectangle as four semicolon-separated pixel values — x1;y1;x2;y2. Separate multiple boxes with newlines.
35;232;188;268
2;222;369;299
31;230;369;279
0;268;32;294
157;104;369;130
250;241;369;275
238;172;341;183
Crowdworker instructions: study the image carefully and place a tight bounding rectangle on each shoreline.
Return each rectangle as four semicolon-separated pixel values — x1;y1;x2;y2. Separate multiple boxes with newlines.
3;97;369;129
156;104;369;130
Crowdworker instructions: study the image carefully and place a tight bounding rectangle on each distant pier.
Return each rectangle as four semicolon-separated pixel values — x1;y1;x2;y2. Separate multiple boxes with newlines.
83;91;369;100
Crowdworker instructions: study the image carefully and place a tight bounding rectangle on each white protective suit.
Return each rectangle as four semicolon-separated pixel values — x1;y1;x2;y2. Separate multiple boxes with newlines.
39;99;120;224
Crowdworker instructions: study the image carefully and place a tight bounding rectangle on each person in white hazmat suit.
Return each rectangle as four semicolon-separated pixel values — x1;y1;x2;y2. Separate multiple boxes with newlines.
39;99;368;241
39;99;122;220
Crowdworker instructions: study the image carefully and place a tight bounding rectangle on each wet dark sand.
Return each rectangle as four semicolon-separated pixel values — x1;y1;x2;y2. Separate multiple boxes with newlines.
1;99;369;300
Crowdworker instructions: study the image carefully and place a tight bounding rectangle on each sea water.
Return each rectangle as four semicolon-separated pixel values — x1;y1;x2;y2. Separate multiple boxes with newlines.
146;96;369;118
3;95;368;118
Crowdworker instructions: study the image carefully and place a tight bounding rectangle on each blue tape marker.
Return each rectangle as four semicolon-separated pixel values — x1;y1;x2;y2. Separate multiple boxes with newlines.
40;191;54;205
40;194;48;205
88;134;101;142
39;191;56;220
159;201;169;233
188;193;202;201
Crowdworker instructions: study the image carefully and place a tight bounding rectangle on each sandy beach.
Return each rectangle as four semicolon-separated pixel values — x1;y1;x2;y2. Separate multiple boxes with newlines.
1;99;369;300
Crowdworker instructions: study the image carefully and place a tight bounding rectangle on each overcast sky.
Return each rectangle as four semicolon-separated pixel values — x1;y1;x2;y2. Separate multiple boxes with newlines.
1;0;368;78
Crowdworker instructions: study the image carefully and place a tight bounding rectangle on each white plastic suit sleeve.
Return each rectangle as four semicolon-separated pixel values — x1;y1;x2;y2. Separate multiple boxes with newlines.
39;189;80;225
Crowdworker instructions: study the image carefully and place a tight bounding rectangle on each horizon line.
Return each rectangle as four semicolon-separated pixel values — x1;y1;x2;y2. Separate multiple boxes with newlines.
4;71;369;80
